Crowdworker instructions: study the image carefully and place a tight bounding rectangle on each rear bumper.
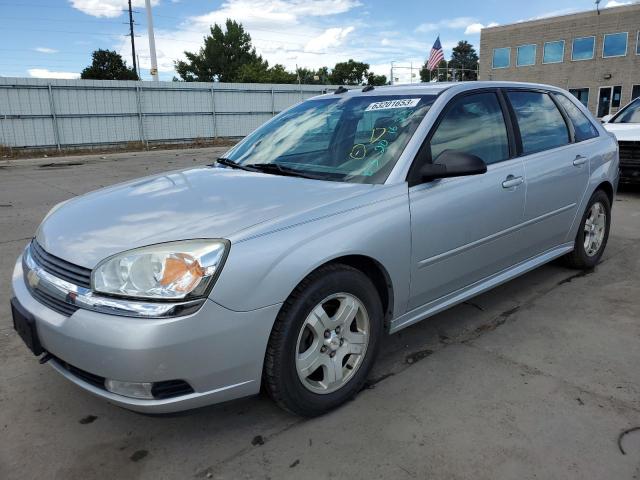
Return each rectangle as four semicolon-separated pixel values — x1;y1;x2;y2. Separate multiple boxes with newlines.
12;255;281;413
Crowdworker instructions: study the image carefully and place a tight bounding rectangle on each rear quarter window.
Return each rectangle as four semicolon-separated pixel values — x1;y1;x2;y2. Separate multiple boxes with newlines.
555;94;599;142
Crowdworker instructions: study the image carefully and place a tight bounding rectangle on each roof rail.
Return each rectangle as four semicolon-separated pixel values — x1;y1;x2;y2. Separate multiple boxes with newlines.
334;86;348;94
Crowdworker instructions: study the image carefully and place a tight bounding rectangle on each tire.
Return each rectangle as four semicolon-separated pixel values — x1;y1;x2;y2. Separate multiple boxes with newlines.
263;264;384;417
563;189;611;269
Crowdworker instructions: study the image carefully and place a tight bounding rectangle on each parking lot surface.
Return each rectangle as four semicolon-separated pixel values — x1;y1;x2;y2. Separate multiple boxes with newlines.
1;147;639;479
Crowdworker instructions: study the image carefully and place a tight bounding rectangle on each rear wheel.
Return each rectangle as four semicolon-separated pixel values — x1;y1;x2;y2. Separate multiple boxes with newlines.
263;264;383;417
564;189;611;269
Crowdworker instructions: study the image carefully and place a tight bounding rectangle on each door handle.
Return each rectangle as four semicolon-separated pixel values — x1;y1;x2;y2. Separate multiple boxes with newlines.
502;175;524;189
573;155;587;166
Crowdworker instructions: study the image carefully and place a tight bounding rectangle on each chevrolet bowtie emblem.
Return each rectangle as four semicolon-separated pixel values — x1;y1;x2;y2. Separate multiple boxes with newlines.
27;269;40;288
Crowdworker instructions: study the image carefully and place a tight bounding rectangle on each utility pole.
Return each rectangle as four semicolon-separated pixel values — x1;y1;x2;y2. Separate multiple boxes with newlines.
145;0;159;81
127;0;138;77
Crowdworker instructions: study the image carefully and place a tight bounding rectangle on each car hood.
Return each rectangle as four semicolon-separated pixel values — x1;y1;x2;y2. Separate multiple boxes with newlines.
603;123;640;142
36;166;376;268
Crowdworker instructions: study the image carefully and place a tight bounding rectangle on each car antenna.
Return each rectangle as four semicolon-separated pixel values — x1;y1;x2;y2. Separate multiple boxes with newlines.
362;85;375;92
334;86;348;94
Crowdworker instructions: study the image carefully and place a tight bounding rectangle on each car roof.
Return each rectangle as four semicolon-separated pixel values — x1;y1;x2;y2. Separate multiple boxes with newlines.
312;81;568;99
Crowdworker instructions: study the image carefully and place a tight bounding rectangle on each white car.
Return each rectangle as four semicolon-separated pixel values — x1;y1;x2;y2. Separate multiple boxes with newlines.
603;97;640;184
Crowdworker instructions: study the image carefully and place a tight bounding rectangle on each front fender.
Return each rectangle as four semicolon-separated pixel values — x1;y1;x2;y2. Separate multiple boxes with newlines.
209;184;411;318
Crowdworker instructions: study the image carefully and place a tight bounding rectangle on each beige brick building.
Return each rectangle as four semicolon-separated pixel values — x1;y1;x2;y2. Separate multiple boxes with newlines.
479;4;640;117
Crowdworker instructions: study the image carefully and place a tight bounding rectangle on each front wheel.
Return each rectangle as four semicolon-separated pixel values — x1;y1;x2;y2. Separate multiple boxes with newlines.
263;264;383;417
563;189;611;269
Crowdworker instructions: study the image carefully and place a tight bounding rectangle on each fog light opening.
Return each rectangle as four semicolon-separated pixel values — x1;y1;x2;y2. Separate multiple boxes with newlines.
105;379;154;399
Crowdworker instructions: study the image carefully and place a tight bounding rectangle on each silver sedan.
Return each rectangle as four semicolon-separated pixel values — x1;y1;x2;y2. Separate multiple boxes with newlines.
11;81;619;416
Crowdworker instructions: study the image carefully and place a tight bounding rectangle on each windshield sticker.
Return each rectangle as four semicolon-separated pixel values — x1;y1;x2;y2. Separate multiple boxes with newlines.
365;98;420;112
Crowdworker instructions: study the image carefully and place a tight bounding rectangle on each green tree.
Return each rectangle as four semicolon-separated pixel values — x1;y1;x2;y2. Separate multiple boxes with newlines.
420;59;447;82
80;49;138;80
366;72;388;86
449;40;479;81
175;19;263;82
330;59;370;85
297;66;331;84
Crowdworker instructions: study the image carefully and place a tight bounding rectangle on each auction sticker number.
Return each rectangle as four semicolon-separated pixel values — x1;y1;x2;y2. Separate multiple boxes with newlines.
365;98;420;112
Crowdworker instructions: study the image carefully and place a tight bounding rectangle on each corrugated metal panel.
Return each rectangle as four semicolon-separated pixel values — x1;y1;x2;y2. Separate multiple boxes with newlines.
0;78;334;149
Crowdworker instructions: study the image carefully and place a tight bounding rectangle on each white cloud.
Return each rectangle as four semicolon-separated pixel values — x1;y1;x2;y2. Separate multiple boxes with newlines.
114;0;365;75
28;69;80;79
35;47;59;54
69;0;159;18
464;22;499;34
604;0;632;7
304;26;354;53
104;0;463;82
415;17;475;33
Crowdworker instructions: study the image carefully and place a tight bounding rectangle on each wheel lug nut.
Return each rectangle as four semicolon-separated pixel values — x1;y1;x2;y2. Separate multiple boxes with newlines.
335;326;341;334
340;338;344;346
321;346;327;353
330;351;336;358
324;330;331;338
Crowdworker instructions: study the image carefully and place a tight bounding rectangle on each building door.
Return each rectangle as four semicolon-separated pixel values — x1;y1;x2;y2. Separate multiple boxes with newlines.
632;85;640;101
598;87;612;118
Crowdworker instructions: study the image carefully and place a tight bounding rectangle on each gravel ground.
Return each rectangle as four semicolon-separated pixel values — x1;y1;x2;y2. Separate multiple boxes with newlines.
1;147;639;479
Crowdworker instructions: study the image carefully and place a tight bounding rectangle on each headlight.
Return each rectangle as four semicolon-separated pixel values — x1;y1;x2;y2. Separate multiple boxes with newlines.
92;240;229;300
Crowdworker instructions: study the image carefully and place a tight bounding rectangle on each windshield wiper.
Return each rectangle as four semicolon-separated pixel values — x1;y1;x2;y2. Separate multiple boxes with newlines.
215;157;258;172
245;163;325;180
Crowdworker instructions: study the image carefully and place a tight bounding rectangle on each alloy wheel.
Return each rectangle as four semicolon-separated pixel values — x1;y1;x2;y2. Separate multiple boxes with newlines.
295;293;370;394
584;201;607;257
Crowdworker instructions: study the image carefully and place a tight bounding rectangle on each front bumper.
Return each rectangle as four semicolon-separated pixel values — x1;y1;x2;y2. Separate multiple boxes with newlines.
619;162;640;184
12;256;281;413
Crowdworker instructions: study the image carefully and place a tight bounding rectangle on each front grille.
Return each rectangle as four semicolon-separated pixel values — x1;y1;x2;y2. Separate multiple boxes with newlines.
53;356;195;400
30;287;79;316
53;356;106;390
30;240;92;289
619;141;640;166
151;380;195;399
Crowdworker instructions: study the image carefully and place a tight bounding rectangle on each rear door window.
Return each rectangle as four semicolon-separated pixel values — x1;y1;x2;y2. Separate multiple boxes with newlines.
507;91;570;154
429;92;509;165
555;94;599;142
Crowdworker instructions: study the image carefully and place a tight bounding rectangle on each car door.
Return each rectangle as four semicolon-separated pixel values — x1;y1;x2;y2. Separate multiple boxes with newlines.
407;90;527;310
505;90;591;254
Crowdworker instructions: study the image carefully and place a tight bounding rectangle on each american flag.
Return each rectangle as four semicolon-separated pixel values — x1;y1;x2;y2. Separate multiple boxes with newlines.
427;36;445;71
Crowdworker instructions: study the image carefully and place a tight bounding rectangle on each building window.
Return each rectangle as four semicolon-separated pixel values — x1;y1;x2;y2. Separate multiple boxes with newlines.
516;44;536;66
572;36;595;61
612;86;623;108
636;31;640;55
569;88;590;108
492;47;511;68
632;85;640;101
543;40;564;63
602;32;628;58
597;86;622;117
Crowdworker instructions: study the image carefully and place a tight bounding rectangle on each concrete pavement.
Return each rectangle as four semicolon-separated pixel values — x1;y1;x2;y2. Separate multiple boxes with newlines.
1;148;639;479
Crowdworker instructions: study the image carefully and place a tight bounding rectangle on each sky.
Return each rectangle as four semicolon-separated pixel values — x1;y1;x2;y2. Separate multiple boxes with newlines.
0;0;636;82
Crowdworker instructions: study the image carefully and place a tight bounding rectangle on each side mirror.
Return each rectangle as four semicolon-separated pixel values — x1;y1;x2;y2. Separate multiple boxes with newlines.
419;150;487;182
601;114;613;123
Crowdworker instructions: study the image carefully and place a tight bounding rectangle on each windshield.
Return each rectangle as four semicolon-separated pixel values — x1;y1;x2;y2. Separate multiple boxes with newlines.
612;98;640;123
223;94;436;183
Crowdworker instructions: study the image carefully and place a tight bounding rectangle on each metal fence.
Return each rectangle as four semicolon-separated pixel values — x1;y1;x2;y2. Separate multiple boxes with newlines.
0;78;336;150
